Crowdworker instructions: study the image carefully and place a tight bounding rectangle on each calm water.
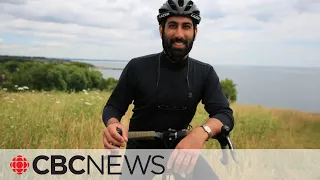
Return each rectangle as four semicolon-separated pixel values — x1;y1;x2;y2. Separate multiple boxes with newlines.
84;61;320;113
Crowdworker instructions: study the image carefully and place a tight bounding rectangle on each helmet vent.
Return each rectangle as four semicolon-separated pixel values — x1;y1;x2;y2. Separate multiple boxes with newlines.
168;0;178;11
178;0;184;7
159;9;168;14
184;1;193;11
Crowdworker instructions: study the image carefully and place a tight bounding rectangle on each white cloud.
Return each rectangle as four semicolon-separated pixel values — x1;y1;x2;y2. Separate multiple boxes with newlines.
0;0;319;67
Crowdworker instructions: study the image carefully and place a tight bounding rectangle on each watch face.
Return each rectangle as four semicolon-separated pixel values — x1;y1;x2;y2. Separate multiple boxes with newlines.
204;126;211;133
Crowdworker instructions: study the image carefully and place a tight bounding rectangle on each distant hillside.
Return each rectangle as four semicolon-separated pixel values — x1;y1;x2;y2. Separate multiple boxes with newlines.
0;55;120;92
69;58;129;62
0;55;96;68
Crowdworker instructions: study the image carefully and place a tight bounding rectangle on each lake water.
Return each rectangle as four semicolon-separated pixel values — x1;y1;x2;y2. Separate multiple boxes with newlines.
83;61;320;113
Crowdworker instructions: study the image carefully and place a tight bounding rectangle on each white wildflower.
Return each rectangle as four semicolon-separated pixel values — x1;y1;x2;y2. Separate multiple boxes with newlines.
15;85;18;88
2;88;7;91
23;86;29;90
82;89;88;95
17;87;24;91
85;102;92;105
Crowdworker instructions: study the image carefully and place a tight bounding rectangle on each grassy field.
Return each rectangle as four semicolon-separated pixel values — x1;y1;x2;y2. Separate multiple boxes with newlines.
0;90;320;149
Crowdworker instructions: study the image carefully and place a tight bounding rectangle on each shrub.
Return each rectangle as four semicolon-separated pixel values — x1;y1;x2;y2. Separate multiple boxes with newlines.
220;78;237;103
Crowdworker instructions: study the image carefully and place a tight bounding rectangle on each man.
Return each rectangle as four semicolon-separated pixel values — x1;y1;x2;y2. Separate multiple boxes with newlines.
102;0;234;179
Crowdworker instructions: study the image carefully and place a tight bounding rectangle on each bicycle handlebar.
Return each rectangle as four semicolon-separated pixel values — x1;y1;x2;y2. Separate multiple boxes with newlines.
116;125;238;165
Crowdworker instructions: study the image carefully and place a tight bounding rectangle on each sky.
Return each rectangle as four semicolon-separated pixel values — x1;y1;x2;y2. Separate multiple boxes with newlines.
0;0;320;67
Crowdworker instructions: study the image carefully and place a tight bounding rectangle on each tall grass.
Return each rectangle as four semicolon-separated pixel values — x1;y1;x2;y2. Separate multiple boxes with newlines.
0;91;319;149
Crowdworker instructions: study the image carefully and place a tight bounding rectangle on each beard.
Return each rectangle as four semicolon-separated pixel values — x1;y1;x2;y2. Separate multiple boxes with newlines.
162;32;195;62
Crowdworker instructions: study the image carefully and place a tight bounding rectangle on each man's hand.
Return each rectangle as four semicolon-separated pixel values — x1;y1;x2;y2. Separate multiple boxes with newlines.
103;119;128;149
167;127;208;176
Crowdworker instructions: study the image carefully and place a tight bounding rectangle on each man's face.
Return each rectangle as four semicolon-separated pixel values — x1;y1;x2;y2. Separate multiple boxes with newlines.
160;16;198;61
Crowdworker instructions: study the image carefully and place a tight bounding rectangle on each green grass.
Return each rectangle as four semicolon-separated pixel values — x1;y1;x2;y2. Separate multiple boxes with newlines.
0;90;319;149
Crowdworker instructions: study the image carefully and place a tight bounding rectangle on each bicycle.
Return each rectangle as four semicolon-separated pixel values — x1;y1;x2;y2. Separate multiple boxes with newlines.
116;125;238;180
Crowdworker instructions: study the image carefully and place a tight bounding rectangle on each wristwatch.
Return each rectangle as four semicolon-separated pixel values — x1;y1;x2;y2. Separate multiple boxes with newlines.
201;125;213;140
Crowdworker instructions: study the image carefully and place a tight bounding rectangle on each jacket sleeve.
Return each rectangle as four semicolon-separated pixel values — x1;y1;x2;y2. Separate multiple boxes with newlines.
202;65;235;131
102;59;135;127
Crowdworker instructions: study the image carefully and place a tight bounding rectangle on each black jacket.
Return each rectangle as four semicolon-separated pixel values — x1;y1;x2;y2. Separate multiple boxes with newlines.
102;51;234;132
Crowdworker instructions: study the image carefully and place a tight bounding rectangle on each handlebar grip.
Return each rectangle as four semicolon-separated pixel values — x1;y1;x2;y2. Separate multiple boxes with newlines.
176;130;190;138
128;131;158;139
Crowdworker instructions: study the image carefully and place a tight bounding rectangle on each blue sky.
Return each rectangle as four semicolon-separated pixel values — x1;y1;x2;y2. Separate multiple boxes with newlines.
0;0;320;67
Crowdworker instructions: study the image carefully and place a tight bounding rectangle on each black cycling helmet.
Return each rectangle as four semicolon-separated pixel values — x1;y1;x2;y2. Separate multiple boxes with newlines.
157;0;201;26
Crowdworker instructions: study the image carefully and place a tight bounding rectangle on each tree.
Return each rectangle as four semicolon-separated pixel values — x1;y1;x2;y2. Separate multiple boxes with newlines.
220;78;237;103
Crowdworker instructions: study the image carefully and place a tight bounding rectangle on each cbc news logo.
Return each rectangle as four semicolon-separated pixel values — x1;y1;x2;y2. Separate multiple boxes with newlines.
8;153;166;176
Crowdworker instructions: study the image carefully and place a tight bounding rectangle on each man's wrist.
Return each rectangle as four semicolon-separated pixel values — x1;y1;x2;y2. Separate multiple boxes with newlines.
193;126;209;142
205;118;224;137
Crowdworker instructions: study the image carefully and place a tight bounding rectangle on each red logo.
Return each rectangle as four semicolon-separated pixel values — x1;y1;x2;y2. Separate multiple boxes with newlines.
10;155;30;175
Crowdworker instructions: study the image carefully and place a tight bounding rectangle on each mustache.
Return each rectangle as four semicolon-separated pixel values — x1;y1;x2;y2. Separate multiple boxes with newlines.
170;38;188;44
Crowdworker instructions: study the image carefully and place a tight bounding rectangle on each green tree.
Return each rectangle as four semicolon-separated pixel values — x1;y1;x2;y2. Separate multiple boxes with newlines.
220;78;237;103
87;71;103;90
69;70;89;92
106;77;118;91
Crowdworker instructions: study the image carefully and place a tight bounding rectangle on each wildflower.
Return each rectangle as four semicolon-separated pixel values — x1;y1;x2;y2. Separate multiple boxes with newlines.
23;86;29;90
82;89;88;95
85;102;92;105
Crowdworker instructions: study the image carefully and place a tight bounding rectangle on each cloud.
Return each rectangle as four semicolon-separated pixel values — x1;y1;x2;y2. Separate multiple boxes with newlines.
33;41;67;47
0;0;26;5
0;38;20;49
0;0;319;67
294;0;320;13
